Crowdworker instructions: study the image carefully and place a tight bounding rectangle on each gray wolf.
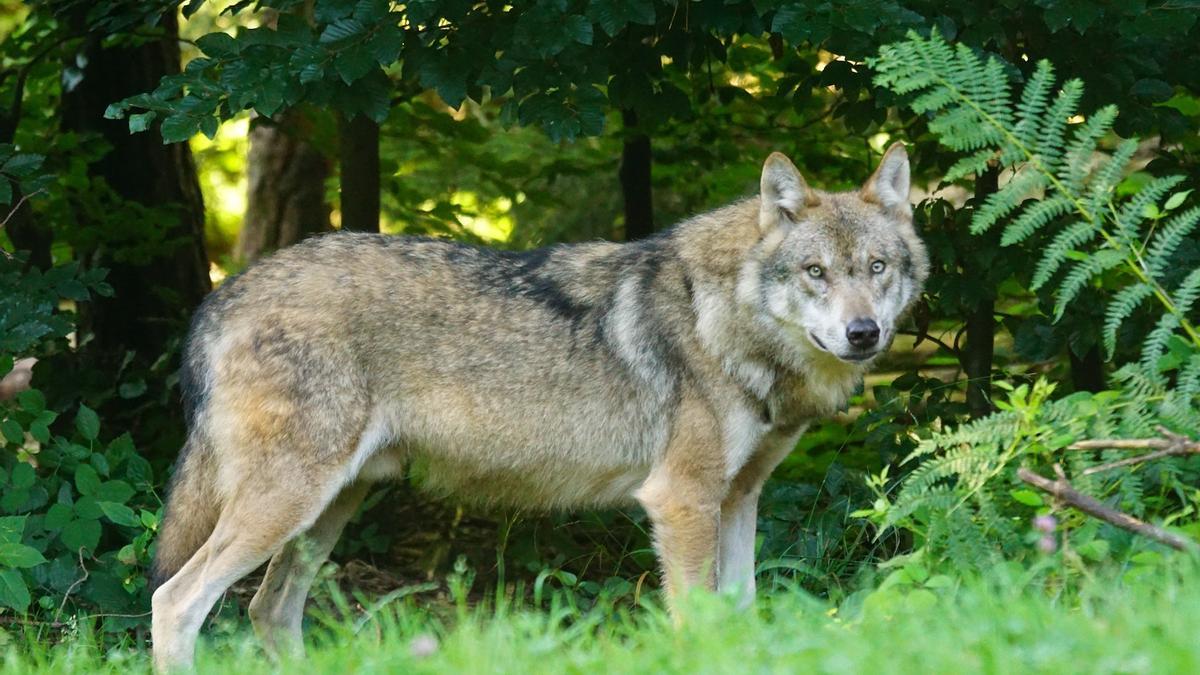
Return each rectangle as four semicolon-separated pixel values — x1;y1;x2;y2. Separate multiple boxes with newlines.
149;143;927;670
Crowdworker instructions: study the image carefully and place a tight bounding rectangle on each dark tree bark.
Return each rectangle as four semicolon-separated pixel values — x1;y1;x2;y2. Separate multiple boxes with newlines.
619;109;653;241
963;166;999;418
236;112;331;263
60;11;210;358
337;113;380;233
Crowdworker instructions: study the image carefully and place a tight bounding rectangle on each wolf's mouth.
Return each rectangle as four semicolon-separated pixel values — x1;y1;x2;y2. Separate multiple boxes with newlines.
807;331;830;352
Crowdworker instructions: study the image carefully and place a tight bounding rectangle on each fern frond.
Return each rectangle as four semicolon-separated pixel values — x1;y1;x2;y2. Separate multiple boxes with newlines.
1146;206;1200;276
1034;79;1084;177
1008;60;1056;158
1083;138;1138;217
971;168;1046;234
1031;220;1100;289
944;149;998;182
1000;195;1073;246
1061;105;1118;193
1114;175;1186;246
1141;312;1182;375
1102;282;1154;358
1173;267;1200;316
1054;249;1125;320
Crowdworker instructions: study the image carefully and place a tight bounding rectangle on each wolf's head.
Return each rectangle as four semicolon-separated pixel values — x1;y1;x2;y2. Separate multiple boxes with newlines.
746;143;929;367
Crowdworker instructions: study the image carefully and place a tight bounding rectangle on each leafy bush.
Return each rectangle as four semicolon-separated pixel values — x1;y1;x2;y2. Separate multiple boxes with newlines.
0;249;158;629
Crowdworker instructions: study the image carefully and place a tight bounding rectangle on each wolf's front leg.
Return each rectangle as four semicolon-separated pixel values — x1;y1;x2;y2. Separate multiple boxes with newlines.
718;491;758;608
636;399;724;615
718;428;808;609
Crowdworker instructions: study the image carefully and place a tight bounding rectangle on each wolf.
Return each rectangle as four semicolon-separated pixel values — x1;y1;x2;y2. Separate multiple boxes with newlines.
149;143;927;670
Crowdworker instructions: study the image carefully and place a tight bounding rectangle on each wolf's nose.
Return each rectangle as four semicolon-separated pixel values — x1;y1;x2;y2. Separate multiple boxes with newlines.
846;318;880;349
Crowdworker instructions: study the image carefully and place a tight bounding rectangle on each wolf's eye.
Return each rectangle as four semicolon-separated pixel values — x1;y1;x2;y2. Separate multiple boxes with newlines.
870;260;886;274
807;265;824;279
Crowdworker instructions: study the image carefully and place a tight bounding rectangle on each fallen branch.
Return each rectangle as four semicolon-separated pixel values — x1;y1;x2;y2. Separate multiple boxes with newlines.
1017;466;1196;552
1067;427;1200;476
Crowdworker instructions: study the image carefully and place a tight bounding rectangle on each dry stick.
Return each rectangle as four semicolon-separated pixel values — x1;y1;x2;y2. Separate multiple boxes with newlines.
1017;467;1196;552
1067;427;1200;477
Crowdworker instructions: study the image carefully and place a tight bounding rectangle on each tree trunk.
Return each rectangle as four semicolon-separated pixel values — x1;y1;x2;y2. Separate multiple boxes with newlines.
60;10;210;359
337;113;380;233
619;109;653;241
236;112;331;263
963;167;999;418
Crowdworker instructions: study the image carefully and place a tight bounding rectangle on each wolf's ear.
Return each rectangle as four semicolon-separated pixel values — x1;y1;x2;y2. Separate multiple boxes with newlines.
861;142;911;215
760;152;818;231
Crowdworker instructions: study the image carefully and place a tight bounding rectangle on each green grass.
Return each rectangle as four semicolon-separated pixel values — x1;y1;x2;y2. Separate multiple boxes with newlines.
6;564;1200;674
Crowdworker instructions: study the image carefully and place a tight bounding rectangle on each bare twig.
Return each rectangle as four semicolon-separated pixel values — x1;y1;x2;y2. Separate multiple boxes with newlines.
1067;426;1200;476
0;187;45;230
54;547;90;623
1017;467;1196;552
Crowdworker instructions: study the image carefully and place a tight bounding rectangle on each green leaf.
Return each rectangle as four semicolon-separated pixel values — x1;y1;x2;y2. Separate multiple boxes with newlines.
75;404;100;441
75;465;101;497
98;501;139;527
16;389;44;414
320;18;365;44
1164;190;1192;211
0;543;46;569
96;480;134;504
195;32;241;59
0;516;26;545
60;518;100;553
140;509;159;530
1;153;43;177
0;177;11;205
366;23;404;65
335;44;377;84
73;496;102;520
0;569;30;612
10;462;34;489
44;504;74;530
1;418;23;444
1009;489;1044;507
160;115;200;144
129;111;157;134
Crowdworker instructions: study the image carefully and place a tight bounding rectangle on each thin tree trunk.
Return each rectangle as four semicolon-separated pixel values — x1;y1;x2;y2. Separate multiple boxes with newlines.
619;109;653;241
964;166;999;418
60;10;210;358
337;113;380;233
237;112;331;263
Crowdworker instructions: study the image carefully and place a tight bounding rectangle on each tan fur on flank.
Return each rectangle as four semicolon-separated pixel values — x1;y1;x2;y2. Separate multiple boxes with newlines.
150;143;928;671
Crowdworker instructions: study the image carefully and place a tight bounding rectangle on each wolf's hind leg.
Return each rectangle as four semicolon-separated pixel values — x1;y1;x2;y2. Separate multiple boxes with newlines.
151;480;344;673
248;479;371;658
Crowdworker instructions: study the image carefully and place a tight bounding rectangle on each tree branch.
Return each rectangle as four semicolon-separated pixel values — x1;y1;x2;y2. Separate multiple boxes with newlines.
1017;466;1195;552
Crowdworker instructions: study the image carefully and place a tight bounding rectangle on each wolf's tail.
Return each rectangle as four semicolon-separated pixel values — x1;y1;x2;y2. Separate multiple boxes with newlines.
149;435;220;591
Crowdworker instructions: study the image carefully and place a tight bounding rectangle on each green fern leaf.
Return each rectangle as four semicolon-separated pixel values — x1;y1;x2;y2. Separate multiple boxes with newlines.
1000;195;1073;246
1054;249;1125;320
1102;282;1154;358
970;169;1046;234
1031;220;1100;289
1083;138;1138;216
1146;206;1200;276
1141;312;1182;374
1172;267;1200;316
1061;105;1118;193
1114;175;1186;245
